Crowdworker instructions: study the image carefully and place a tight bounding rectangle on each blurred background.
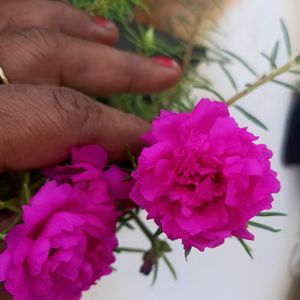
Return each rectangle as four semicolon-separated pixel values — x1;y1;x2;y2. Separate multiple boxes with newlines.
81;0;300;299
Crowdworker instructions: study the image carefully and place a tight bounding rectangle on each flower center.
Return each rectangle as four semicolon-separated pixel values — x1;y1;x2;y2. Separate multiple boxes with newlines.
174;153;224;194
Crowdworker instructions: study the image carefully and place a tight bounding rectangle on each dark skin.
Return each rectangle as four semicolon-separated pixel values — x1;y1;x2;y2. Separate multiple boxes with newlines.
0;1;182;298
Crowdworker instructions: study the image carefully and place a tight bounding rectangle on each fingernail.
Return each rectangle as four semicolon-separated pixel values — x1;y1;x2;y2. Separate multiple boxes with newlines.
94;16;116;30
152;56;179;68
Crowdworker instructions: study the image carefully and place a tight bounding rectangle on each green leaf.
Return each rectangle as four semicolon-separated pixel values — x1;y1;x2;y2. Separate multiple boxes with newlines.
237;238;253;259
221;49;258;76
234;105;268;131
289;69;300;76
261;52;277;69
271;79;298;92
197;75;213;87
206;47;231;64
0;233;5;240
123;222;135;230
115;247;145;253
195;85;225;101
151;262;159;286
0;199;20;213
184;248;191;261
158;240;172;253
220;64;238;91
294;55;300;64
258;212;287;217
116;220;135;232
248;221;281;233
162;254;177;280
280;18;292;57
271;41;280;65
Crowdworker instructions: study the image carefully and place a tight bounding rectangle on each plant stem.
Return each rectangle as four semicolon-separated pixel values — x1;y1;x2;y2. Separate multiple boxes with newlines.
0;200;20;213
226;59;300;106
153;228;162;238
130;212;155;244
30;177;46;191
2;213;21;235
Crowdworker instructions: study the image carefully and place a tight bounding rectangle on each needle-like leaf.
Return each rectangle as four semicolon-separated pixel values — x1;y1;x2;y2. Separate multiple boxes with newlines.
221;49;258;76
271;79;298;92
152;262;159;286
162;254;177;280
271;41;280;65
237;238;253;259
184;248;191;261
248;221;281;233
195;85;225;101
258;212;287;217
115;247;145;253
220;64;238;91
234;105;268;130
280;18;292;57
261;52;277;69
289;70;300;75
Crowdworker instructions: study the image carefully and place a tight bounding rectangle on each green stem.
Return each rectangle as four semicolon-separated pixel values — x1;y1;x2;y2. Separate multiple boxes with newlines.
0;200;20;213
22;184;31;204
30;177;46;191
130;212;155;244
226;58;300;106
153;228;163;238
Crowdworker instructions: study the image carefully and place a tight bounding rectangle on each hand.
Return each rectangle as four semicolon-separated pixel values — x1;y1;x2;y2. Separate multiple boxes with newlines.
0;0;180;160
0;0;180;171
0;0;181;95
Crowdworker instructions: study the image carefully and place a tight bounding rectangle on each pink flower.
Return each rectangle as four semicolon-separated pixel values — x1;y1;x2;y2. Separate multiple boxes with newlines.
130;99;280;251
0;145;130;300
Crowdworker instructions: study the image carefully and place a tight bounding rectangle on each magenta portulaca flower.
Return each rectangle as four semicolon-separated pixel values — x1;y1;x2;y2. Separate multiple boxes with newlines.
0;145;131;300
130;99;281;251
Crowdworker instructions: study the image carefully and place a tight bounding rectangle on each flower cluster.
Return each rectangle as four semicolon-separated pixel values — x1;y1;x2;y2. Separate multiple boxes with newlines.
0;146;131;300
0;99;280;299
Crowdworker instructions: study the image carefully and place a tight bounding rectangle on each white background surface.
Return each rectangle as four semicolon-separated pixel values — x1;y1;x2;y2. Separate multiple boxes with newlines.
84;1;300;299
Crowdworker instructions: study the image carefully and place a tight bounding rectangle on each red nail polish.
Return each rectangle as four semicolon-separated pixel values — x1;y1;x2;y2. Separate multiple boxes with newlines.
152;56;178;68
94;16;114;29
